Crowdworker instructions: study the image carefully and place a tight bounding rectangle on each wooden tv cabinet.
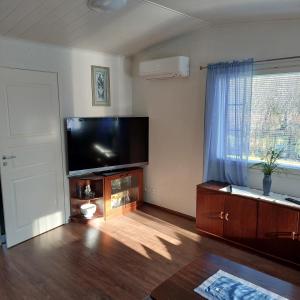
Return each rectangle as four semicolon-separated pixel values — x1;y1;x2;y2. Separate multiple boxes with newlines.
69;168;143;223
196;181;300;267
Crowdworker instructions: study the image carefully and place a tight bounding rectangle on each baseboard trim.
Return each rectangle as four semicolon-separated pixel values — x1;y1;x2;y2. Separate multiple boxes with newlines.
143;202;196;221
0;234;6;245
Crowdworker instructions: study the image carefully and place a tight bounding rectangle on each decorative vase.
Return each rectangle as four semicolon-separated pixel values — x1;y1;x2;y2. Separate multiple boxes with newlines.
263;174;272;196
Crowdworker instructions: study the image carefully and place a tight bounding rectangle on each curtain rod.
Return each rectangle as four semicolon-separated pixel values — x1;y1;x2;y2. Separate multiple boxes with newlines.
199;55;300;70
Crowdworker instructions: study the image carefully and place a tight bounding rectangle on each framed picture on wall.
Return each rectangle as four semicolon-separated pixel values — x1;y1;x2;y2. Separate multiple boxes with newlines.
91;65;111;106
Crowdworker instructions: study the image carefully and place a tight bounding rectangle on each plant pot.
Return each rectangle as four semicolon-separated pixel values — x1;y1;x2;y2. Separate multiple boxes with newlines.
263;174;272;196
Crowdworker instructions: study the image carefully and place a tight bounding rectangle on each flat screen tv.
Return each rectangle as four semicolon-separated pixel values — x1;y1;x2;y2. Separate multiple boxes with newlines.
65;117;149;176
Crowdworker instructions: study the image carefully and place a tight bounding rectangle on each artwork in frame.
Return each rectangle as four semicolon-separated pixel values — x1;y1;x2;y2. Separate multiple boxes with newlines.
91;65;111;106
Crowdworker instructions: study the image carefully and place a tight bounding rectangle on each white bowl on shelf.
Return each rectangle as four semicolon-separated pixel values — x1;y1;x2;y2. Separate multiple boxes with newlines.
80;203;97;219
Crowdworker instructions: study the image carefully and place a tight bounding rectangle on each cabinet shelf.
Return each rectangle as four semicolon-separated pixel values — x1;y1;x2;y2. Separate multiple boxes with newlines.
70;211;104;224
69;168;143;221
71;197;102;202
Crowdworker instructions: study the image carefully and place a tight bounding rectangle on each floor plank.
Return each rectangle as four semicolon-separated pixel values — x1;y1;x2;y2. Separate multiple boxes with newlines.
0;203;300;299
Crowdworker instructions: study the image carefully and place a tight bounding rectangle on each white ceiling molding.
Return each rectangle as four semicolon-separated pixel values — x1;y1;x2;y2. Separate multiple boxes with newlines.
144;0;203;21
148;0;300;24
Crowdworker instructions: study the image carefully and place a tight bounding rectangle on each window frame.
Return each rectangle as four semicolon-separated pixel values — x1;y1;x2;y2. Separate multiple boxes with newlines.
248;61;300;174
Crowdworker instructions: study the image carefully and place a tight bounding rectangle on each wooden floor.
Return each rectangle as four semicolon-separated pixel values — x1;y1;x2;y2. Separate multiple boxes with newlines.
1;204;300;300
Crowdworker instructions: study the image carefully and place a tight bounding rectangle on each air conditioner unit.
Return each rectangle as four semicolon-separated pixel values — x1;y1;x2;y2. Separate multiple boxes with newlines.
139;56;190;79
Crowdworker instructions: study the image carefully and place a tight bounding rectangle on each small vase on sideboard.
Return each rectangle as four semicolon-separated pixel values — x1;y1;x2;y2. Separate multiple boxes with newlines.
250;148;283;197
263;174;272;196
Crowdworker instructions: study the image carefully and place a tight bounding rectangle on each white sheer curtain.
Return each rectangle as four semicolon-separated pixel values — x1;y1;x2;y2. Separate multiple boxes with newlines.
203;59;254;186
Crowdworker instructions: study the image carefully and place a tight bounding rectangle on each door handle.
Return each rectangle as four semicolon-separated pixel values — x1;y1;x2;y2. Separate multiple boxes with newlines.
225;213;229;221
2;155;16;160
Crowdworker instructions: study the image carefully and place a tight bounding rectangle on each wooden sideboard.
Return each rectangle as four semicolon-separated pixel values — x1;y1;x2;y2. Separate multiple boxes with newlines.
196;181;300;267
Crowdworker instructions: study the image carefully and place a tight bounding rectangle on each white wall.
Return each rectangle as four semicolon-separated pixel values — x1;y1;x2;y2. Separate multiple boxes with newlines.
132;19;300;217
0;37;132;117
0;36;133;221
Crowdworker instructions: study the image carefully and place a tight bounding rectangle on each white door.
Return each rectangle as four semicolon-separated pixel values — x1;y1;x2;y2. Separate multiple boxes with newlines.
0;68;65;248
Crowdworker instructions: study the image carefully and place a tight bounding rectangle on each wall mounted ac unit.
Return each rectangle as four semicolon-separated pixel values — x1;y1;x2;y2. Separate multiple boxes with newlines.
139;56;190;79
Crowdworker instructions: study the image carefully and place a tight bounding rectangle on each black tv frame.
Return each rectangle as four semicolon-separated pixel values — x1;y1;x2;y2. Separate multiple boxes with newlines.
65;116;149;177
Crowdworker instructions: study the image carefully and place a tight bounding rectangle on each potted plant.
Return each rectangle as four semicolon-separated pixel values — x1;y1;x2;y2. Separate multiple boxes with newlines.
251;148;283;196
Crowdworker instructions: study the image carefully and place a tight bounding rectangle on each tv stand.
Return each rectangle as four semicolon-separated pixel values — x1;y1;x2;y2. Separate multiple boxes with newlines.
69;168;143;223
93;167;140;177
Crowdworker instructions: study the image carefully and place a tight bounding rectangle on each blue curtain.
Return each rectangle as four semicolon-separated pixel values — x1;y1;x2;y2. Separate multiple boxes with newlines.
203;59;254;186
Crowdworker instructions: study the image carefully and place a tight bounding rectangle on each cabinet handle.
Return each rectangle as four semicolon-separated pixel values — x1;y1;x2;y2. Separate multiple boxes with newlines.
219;211;224;220
291;232;300;241
225;213;229;221
292;232;296;240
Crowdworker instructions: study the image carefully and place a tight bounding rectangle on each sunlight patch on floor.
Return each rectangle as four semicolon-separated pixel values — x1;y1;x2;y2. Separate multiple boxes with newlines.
129;211;203;242
83;227;101;249
87;209;206;262
90;216;186;260
95;225;152;259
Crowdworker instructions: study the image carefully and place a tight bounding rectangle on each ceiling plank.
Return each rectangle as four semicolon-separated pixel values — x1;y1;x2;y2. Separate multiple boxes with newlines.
5;0;63;37
20;0;85;41
0;0;22;22
0;0;43;35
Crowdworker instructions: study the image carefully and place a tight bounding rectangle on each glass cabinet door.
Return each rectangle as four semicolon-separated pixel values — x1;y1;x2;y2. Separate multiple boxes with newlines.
110;175;139;209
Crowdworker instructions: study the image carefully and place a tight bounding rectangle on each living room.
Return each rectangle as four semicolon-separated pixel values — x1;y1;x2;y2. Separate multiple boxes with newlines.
0;0;300;299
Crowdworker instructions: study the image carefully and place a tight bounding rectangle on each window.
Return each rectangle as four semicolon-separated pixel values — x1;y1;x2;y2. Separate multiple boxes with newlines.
249;72;300;167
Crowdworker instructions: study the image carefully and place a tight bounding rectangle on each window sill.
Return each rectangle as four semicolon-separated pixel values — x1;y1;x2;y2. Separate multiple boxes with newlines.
218;157;300;176
248;160;300;177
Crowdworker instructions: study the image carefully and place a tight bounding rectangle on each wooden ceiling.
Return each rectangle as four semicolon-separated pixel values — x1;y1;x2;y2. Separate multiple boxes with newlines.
0;0;299;55
0;0;204;55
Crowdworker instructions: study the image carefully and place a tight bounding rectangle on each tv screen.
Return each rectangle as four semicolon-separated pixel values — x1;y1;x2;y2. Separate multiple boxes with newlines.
65;117;149;175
